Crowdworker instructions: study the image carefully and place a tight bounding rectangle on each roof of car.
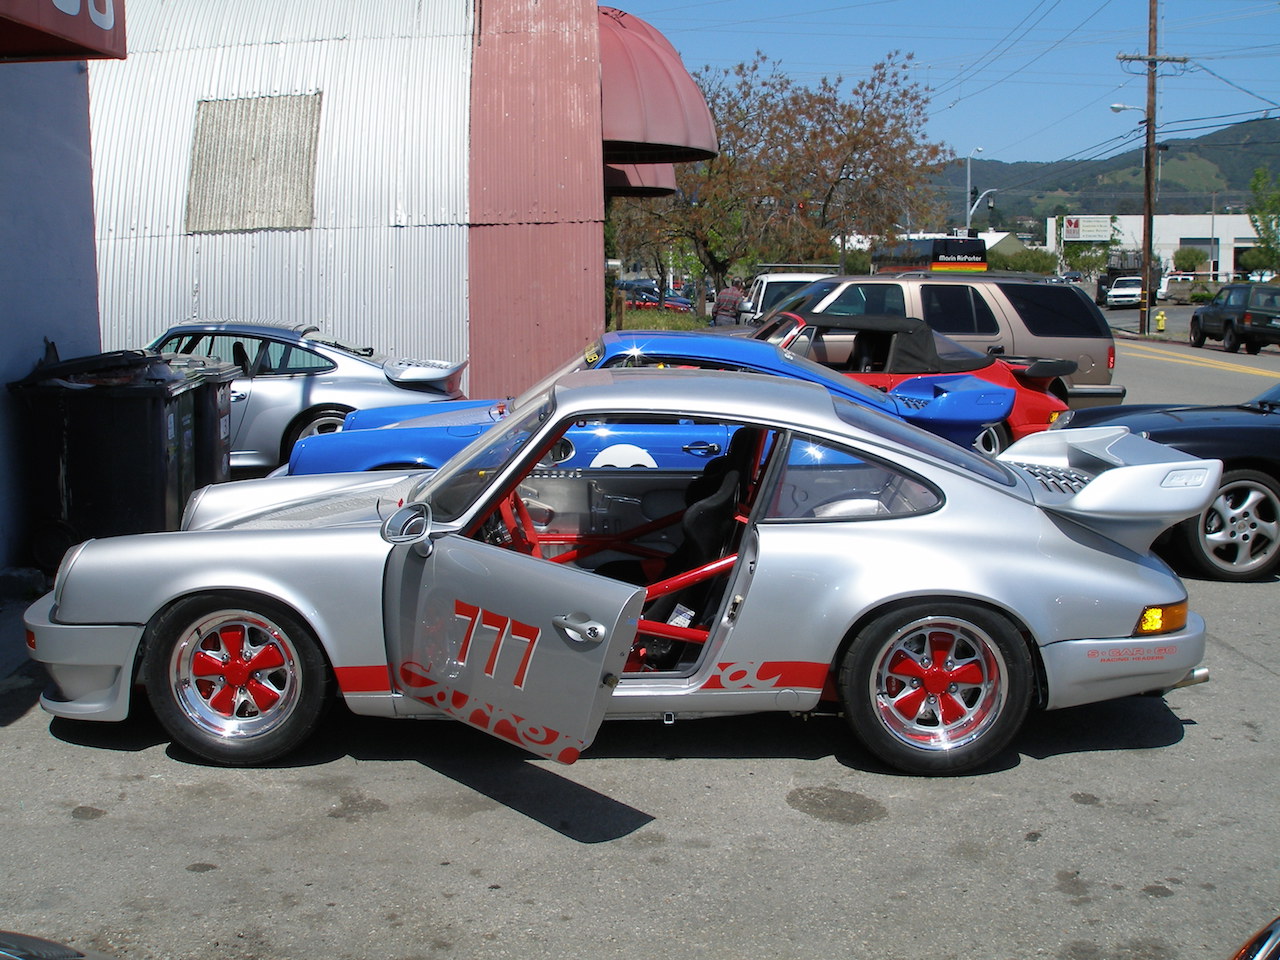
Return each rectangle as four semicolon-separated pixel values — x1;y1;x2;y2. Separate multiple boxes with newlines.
157;321;324;340
550;366;842;426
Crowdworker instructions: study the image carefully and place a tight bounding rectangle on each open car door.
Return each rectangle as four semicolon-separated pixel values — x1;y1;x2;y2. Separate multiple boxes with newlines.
384;532;645;763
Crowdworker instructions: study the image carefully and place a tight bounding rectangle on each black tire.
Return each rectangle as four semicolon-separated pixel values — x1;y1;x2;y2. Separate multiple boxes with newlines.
1223;324;1241;353
143;594;333;765
1173;469;1280;582
838;602;1032;775
281;406;351;462
973;421;1012;456
1188;319;1205;348
1246;340;1263;355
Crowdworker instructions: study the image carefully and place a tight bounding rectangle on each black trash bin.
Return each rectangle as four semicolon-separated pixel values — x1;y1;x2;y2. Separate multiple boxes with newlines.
8;350;214;570
158;354;238;487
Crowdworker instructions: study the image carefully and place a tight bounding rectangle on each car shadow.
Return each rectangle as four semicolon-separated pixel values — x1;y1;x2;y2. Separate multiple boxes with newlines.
43;694;1191;838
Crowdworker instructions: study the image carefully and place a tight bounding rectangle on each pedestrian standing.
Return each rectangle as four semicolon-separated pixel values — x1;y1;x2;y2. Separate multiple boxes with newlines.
711;278;745;327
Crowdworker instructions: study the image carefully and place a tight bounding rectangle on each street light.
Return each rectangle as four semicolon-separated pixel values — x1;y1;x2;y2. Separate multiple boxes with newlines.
965;147;982;229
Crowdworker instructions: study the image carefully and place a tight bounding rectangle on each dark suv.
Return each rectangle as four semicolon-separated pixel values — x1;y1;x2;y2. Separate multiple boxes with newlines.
759;275;1124;408
1189;283;1280;354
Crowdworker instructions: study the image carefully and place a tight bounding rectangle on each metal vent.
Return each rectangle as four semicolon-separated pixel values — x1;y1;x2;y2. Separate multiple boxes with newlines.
1010;461;1092;495
186;93;322;234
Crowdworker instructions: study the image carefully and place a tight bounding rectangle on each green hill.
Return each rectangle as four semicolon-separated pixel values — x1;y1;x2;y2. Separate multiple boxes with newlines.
938;118;1280;231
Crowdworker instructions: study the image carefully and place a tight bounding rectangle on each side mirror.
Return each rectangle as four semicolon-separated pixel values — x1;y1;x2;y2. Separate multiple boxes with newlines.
381;502;434;555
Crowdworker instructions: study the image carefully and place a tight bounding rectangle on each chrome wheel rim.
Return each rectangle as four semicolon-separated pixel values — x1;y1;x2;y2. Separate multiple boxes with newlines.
168;609;302;741
1199;479;1280;575
870;615;1007;752
297;413;346;440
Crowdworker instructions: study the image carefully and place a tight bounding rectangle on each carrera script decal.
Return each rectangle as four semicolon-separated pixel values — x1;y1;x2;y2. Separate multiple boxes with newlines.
1087;646;1177;664
699;661;829;691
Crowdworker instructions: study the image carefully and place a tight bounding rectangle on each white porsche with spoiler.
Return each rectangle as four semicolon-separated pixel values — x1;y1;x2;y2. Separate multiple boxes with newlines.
26;369;1219;776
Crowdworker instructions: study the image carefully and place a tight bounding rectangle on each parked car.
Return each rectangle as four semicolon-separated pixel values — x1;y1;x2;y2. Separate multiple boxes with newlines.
1054;382;1280;581
149;322;467;471
1158;272;1196;301
1105;276;1144;309
26;368;1218;775
284;330;1015;475
751;275;1125;408
1062;270;1083;283
739;272;835;323
1188;283;1280;354
751;311;1073;454
624;290;692;313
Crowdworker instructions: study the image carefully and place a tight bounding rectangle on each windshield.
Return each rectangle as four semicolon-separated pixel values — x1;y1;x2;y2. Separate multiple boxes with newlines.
409;392;556;522
1249;382;1280;408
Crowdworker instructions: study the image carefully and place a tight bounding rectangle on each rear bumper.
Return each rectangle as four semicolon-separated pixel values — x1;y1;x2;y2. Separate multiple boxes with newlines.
1040;613;1206;710
1065;383;1127;409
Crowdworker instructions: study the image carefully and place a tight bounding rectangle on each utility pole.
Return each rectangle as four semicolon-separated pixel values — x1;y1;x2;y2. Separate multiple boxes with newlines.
1118;0;1187;336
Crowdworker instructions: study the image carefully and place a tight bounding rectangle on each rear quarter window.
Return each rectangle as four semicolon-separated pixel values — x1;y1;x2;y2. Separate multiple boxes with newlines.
997;283;1111;337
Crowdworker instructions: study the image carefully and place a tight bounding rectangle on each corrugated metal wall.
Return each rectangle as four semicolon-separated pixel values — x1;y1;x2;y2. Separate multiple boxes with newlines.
466;0;605;398
89;0;473;366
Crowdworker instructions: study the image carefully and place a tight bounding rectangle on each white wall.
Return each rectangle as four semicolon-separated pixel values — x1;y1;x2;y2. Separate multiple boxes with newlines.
0;61;103;567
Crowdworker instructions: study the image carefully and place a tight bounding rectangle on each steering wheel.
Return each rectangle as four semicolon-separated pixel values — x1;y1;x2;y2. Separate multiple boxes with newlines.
497;491;543;558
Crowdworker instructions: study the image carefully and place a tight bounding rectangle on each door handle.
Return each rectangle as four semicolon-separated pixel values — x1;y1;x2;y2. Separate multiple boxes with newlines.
230;391;248;402
552;615;606;643
682;441;722;456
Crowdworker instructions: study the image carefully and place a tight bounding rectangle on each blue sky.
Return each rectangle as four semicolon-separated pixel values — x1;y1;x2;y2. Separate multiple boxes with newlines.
606;0;1280;164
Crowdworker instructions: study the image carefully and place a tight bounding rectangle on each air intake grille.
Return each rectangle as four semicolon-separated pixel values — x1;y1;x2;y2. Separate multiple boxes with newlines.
1011;462;1092;495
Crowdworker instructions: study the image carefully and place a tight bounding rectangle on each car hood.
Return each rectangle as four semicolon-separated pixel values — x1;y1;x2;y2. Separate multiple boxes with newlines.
998;425;1222;554
183;470;429;531
1061;401;1273;434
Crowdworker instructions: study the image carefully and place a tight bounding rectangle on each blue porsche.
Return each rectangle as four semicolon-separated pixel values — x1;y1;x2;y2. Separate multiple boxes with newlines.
284;331;1014;475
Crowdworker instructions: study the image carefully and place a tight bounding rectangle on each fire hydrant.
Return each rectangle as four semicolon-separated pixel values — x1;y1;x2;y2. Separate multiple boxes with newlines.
1154;309;1167;333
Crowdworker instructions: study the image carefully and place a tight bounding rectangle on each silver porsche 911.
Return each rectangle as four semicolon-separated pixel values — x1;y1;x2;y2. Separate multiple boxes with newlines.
25;369;1220;775
150;321;468;470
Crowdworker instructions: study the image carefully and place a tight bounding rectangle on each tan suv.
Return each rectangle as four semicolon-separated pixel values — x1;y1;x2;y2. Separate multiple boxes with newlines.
764;275;1125;408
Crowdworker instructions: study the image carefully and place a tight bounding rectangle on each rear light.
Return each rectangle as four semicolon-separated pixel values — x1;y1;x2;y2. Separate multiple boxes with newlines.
1242;312;1254;327
1135;600;1188;636
1108;344;1115;370
25;629;35;652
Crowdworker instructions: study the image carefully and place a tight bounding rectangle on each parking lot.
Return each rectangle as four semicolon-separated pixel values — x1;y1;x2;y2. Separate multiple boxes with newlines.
1;317;1278;960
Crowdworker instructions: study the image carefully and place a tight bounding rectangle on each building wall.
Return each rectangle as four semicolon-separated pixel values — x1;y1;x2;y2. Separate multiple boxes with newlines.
89;0;473;370
466;0;605;398
1046;214;1258;279
0;61;103;567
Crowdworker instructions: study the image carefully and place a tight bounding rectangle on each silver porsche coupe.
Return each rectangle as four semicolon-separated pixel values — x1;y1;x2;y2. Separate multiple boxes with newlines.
25;369;1220;775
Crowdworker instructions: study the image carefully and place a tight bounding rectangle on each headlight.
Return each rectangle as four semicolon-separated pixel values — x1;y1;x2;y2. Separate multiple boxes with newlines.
53;540;91;607
1134;600;1188;636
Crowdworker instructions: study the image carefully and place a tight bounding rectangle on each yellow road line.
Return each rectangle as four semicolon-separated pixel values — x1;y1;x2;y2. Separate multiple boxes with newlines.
1117;341;1280;379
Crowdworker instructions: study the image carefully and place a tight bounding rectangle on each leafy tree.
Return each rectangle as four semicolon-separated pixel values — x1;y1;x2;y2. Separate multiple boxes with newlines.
612;53;950;293
1246;167;1280;273
1172;246;1208;273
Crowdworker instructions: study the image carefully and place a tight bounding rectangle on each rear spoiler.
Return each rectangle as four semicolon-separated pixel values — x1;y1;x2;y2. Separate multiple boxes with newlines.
383;357;468;395
998;426;1222;554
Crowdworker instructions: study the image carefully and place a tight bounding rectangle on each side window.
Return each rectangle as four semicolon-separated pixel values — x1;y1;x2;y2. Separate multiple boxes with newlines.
765;433;941;521
921;285;999;335
1213;289;1231;307
1229;288;1248;307
275;344;334;375
824;284;906;317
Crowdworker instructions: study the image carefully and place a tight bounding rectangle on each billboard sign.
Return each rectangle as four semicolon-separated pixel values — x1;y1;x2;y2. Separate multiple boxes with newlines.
1062;216;1112;243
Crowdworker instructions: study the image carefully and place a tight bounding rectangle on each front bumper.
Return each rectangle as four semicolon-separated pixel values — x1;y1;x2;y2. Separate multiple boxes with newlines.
1040;613;1206;710
24;591;144;723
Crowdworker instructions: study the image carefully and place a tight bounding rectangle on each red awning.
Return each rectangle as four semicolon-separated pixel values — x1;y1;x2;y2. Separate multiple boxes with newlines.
604;162;677;197
598;7;716;164
0;0;126;60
